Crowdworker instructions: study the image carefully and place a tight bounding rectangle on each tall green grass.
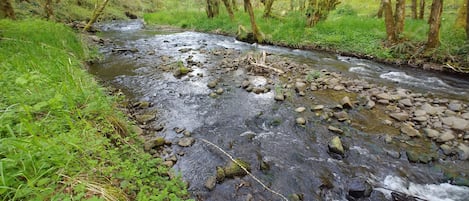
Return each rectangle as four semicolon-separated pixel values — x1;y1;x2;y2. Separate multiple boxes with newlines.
0;19;189;200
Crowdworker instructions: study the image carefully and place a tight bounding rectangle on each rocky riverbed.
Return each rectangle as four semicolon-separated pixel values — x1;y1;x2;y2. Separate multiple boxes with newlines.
89;20;469;201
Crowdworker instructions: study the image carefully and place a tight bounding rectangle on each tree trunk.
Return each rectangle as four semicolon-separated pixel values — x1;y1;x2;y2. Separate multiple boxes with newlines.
290;0;295;10
426;0;443;49
244;0;264;42
83;0;110;32
0;0;16;19
221;0;235;20
44;0;54;20
207;0;220;18
262;0;275;18
419;0;425;19
232;0;238;11
383;0;397;43
377;1;384;18
466;0;469;39
299;0;306;11
411;0;417;19
395;0;406;35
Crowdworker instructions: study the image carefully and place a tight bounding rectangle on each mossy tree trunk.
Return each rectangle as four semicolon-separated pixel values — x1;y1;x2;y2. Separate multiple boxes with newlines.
299;0;306;11
206;0;220;18
44;0;54;20
394;0;406;35
383;0;397;43
83;0;110;32
411;0;417;19
467;0;469;39
426;0;443;50
455;2;467;29
261;0;275;18
232;0;238;11
244;0;264;42
0;0;16;19
377;1;384;18
306;0;340;27
221;0;235;20
419;0;425;19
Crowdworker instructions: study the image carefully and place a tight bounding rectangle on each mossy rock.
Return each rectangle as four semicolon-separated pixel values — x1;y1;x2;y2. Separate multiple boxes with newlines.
223;159;251;178
216;166;225;182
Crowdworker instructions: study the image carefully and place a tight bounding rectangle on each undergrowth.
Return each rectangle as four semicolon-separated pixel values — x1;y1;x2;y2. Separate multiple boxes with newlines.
0;19;190;200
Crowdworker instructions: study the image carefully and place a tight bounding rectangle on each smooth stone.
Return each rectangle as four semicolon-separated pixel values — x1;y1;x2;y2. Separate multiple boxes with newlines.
209;92;218;98
312;105;325;110
462;113;469;120
215;88;224;95
413;116;428;122
207;80;218;88
401;123;421;137
295;81;307;92
441;116;469;130
423;128;440;139
399;99;413;107
253;87;265;94
144;137;166;151
178;137;195;147
384;135;393;143
440;144;454;155
334;111;349;121
204;176;217;191
296;117;306;125
328;136;345;155
274;94;285;101
241;80;250;88
341;96;354;109
437;130;455;143
448;102;463;112
389;112;409;122
328;126;344;134
333;85;345;91
414;110;427;117
421;103;438;115
377;99;390;105
366;100;375;109
295;107;306;113
135;114;156;124
458;143;469;160
348;178;372;199
376;93;392;100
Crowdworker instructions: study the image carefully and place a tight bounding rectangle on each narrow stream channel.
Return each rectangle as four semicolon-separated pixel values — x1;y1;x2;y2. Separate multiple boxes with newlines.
90;20;469;201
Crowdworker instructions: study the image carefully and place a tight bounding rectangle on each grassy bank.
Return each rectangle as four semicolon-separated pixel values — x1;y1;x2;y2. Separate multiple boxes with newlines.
144;2;468;72
0;19;189;200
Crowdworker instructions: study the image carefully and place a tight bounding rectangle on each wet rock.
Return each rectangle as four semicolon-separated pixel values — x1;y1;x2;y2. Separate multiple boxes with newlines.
441;116;469;130
384;135;393;143
144;137;166;151
183;130;191;137
173;66;190;77
401;123;421;137
440;144;454;155
296;117;306;125
245;85;253;92
274;94;285;101
133;101;150;109
376;93;392;101
178;137;195;147
377;99;390;105
437;130;455;143
383;119;393;126
209;92;218;98
204;176;217;191
389;112;409;122
347;178;372;199
384;148;401;158
173;127;185;134
223;159;251;178
421;103;438;115
295;81;307;92
131;125;144;135
207;80;218;88
399;99;413;107
328;126;344;134
462;113;469;120
245;194;254;201
448;101;463;112
260;160;270;171
334;111;349;121
241;80;251;88
135;113;156;124
312;105;325;110
295;107;306;113
328;136;345;155
414;110;427;117
406;150;435;164
457;143;469;160
215;88;224;95
366;100;375;109
413;116;428;122
253;87;265;94
340;96;354;109
423;128;440;139
290;193;304;201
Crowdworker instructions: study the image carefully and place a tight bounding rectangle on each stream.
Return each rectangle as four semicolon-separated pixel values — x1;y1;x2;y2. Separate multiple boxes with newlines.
90;20;469;201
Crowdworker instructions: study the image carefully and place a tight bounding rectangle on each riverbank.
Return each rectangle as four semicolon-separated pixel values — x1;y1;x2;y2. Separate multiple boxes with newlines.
0;19;190;200
143;8;468;74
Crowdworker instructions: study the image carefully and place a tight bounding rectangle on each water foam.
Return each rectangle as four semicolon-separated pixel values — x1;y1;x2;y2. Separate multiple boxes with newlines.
380;71;451;90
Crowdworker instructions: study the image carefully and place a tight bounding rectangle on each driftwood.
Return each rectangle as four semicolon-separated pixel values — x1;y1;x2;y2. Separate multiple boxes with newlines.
249;51;285;74
250;62;285;74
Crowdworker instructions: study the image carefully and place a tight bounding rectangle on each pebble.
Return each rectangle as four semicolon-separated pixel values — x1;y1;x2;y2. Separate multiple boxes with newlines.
178;137;195;147
399;98;413;107
296;117;306;125
389;112;409;122
334;111;349;121
312;105;325;110
400;123;421;137
207;80;218;88
437;130;455;143
295;81;307;92
423;128;440;139
328;136;345;155
274;94;285;101
295;107;306;113
215;88;224;95
328;126;344;134
204;176;217;191
341;96;354;109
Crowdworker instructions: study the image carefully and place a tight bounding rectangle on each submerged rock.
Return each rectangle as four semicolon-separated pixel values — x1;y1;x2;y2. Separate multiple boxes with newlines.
347;178;372;199
178;137;195;147
389;112;409;122
400;123;421;137
274;94;285;101
204;176;217;191
207;80;218;88
296;117;306;125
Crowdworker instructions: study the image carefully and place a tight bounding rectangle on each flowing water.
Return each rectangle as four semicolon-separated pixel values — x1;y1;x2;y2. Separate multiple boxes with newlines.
90;20;469;201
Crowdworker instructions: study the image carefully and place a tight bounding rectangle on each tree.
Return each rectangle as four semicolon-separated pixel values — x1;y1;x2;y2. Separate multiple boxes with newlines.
377;1;384;18
467;0;469;39
419;0;425;19
261;0;275;18
44;0;54;20
207;0;220;18
232;0;238;11
383;0;397;43
306;0;340;27
221;0;235;20
395;0;406;35
83;0;110;32
0;0;16;19
411;0;417;19
244;0;264;42
426;0;443;49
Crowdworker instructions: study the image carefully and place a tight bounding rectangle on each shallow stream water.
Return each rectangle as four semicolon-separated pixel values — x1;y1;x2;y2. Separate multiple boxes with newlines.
90;20;469;201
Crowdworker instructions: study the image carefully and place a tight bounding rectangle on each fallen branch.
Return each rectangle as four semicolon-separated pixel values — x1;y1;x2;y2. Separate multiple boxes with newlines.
199;138;289;201
250;62;285;74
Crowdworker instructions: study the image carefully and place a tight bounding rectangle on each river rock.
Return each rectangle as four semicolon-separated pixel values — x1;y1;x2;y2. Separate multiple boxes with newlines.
347;178;372;199
296;117;306;125
406;150;435;164
204;176;217;191
414;110;427;117
223;159;251;178
421;103;438;115
144;137;166;151
458;143;469;160
328;136;345;155
295;81;307;92
340;96;354;109
448;101;463;112
384;148;401;159
366;100;375;109
399;98;413;107
253;87;265;94
423;128;440;139
162;160;174;167
441;116;469;130
178;137;195;147
207;80;218;88
401;123;421;137
274;94;285;101
312;105;325;110
376;93;392;100
328;126;344;134
440;144;454;155
437;130;455;143
462;113;469;120
334;111;349;121
241;80;250;88
215;88;224;95
295;107;306;113
413;116;428;122
135;114;156;124
390;112;409;122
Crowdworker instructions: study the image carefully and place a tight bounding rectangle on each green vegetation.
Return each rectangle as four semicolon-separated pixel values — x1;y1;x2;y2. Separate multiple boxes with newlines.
0;19;189;200
144;0;468;71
